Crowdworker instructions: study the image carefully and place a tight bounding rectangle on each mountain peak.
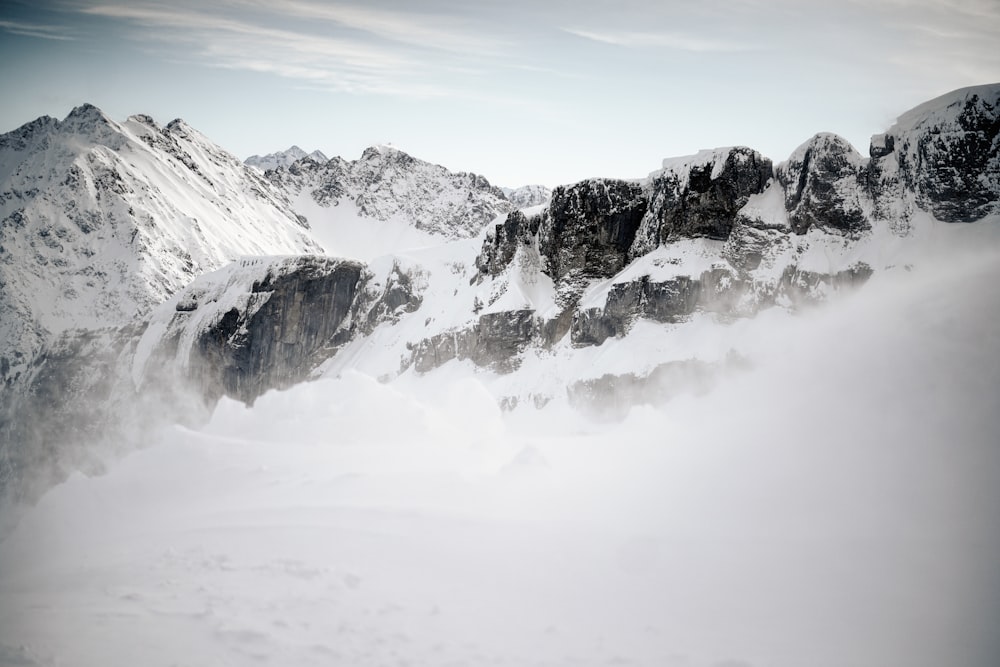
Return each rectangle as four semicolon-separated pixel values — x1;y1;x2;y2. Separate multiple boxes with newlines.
65;102;106;121
888;82;1000;135
245;146;329;171
61;103;116;133
361;143;406;159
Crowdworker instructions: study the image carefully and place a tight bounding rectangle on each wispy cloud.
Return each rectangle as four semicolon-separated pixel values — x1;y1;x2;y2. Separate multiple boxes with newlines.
562;26;755;52
235;0;510;56
0;19;75;41
75;2;517;98
79;3;454;96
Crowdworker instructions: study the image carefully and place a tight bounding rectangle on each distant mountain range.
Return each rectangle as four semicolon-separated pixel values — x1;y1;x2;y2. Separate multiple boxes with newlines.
245;145;329;172
1;84;998;501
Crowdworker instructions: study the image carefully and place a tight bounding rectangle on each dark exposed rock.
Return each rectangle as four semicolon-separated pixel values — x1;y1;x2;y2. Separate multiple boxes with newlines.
411;309;539;373
538;179;648;283
867;86;1000;223
165;256;423;406
475;210;533;278
566;260;869;349
776;133;868;236
570;276;701;346
631;147;772;256
186;257;364;404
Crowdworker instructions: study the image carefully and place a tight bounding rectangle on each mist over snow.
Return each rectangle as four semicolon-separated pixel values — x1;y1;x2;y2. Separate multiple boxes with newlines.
1;222;998;667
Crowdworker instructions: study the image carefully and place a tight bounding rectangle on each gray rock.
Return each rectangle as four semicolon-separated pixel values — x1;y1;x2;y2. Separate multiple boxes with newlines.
475;210;534;279
867;85;1000;224
631;147;772;256
776;133;868;235
187;257;365;404
538;179;648;283
570;276;701;346
411;309;539;373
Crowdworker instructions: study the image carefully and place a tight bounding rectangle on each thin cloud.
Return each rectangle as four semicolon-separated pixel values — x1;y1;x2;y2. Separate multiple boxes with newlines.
234;0;510;56
562;26;755;52
79;4;449;95
0;19;75;41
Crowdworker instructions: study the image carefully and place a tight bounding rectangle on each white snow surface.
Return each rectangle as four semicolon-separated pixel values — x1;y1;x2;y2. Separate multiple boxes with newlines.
289;190;444;261
2;220;999;667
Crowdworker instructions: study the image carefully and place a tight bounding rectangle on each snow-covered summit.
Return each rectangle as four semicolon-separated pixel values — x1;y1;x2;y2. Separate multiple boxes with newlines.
245;145;329;172
885;83;1000;136
502;184;552;209
867;82;1000;224
0;104;321;382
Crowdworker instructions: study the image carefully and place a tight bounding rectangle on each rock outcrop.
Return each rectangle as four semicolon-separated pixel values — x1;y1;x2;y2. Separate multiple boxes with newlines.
630;147;772;255
140;255;422;405
537;179;648;283
776;133;868;235
409;309;539;374
867;84;1000;225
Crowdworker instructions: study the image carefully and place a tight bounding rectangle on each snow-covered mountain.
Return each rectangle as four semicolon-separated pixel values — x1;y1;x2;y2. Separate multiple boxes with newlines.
502;184;552;209
264;144;514;256
244;145;328;172
2;84;999;506
0;104;321;384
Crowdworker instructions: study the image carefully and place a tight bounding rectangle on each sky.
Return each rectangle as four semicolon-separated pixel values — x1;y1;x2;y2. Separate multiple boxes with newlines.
1;0;999;187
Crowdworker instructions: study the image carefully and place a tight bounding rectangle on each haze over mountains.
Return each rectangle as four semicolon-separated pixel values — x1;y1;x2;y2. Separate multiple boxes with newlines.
0;84;999;667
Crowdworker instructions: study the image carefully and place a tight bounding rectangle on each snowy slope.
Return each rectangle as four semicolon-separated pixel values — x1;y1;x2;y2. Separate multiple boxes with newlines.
0;105;321;381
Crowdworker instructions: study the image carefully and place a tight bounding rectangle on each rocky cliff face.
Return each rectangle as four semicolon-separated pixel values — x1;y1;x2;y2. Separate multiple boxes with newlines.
866;84;1000;226
776;133;868;235
539;179;648;284
463;86;1000;366
138;255;422;406
631;147;772;255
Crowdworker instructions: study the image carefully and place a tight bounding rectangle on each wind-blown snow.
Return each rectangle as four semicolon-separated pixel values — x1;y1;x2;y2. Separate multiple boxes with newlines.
2;219;998;667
